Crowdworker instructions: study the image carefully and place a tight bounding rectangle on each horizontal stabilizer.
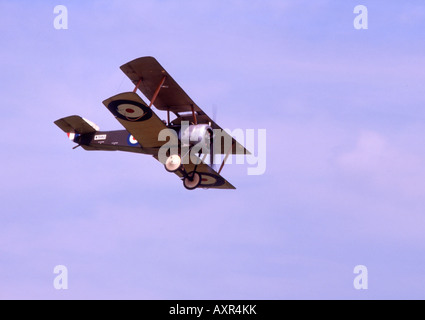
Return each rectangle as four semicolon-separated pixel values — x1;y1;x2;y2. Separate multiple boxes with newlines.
54;115;99;134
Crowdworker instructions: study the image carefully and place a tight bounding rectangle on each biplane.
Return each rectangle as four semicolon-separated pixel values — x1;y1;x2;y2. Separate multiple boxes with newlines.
55;57;249;190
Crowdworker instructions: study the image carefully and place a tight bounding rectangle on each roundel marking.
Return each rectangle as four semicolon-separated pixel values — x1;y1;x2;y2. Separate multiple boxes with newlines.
198;172;225;188
201;175;216;184
117;103;145;118
127;134;139;146
108;99;152;122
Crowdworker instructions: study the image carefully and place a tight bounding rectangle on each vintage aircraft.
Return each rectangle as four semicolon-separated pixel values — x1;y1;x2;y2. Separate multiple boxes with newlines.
55;57;249;190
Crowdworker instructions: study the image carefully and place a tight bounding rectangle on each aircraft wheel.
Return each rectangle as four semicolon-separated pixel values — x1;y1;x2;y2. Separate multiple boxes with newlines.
165;154;182;172
183;172;201;190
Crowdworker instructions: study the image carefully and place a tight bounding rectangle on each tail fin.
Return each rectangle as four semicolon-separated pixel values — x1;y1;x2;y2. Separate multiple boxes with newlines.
54;115;99;134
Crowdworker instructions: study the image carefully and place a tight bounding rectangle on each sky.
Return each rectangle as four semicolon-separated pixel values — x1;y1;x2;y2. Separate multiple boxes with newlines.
1;0;425;300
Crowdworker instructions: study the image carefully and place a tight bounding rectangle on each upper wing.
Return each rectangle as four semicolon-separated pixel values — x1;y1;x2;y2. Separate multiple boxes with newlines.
102;92;168;150
120;56;250;155
120;56;201;113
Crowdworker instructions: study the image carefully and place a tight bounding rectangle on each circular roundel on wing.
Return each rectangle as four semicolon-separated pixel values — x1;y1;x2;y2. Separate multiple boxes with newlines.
127;134;139;146
108;99;152;122
198;172;226;188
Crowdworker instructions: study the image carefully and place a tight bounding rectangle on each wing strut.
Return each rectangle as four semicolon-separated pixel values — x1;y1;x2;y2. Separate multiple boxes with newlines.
133;79;142;93
218;141;234;175
149;76;167;108
191;104;197;124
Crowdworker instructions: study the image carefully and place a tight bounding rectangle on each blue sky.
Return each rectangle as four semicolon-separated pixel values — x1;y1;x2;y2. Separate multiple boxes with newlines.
1;0;425;299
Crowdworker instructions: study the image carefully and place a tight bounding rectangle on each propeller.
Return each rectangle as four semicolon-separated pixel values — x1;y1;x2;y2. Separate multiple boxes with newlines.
210;103;219;170
209;129;214;169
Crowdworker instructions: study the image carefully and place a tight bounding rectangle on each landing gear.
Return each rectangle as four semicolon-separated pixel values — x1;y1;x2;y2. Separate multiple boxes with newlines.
183;171;201;190
164;154;182;172
164;152;203;190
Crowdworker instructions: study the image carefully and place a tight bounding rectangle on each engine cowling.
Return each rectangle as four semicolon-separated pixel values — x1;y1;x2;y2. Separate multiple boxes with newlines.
179;124;213;150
